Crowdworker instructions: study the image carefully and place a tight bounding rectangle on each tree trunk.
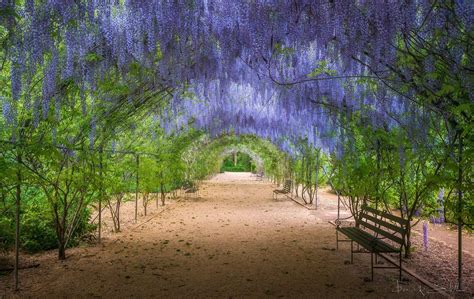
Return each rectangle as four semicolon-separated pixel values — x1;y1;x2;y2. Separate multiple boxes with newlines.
307;160;313;204
116;198;121;232
107;196;121;233
14;153;21;291
98;148;103;243
405;220;412;258
457;134;463;290
107;199;117;232
375;139;381;209
314;150;320;209
135;155;139;222
143;193;148;216
161;184;166;206
58;241;66;260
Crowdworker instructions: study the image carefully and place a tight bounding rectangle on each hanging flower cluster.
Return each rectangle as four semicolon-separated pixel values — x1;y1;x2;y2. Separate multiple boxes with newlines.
2;0;471;154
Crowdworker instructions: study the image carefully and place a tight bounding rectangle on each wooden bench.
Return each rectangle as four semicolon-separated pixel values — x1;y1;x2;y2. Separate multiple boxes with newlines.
273;179;292;200
182;181;198;198
255;171;264;181
336;204;408;281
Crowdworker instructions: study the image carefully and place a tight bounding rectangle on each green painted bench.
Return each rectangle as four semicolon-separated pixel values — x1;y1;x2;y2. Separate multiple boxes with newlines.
336;204;408;281
182;181;198;198
272;179;292;200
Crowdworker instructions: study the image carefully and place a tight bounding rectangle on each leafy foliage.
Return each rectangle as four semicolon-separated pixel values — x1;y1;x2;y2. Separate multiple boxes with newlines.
0;1;471;263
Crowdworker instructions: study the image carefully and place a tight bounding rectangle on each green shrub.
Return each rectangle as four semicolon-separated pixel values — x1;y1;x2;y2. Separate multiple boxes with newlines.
20;210;57;253
0;216;14;251
0;200;95;253
220;152;253;172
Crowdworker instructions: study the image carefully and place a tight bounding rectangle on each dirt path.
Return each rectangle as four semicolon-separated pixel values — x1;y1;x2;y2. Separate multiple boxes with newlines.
0;172;450;298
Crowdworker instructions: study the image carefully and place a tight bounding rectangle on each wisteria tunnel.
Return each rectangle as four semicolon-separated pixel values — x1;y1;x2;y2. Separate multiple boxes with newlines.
0;0;473;297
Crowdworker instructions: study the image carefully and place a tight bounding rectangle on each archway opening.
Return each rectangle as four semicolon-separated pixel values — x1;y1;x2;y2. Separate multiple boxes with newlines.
220;151;254;172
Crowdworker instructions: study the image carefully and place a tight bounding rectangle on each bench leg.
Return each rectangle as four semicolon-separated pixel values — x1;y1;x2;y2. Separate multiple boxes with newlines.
399;252;402;281
371;252;374;281
350;241;354;264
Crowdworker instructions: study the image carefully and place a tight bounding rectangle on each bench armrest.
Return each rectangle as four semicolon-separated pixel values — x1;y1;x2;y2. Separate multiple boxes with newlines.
334;216;355;228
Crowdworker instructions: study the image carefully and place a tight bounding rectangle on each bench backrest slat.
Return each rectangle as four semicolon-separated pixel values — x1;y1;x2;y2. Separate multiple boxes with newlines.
283;180;291;192
363;205;409;226
357;205;407;247
360;212;406;235
358;219;405;245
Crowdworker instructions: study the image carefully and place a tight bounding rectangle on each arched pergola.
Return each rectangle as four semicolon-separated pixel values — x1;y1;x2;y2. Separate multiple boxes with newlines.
0;1;471;295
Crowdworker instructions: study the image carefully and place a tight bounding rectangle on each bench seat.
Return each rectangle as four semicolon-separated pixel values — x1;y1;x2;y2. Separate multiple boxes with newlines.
334;204;408;281
272;179;292;200
337;227;399;253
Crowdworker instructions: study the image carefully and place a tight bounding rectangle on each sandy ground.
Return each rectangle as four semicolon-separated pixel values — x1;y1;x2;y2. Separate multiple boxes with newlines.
0;172;472;298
